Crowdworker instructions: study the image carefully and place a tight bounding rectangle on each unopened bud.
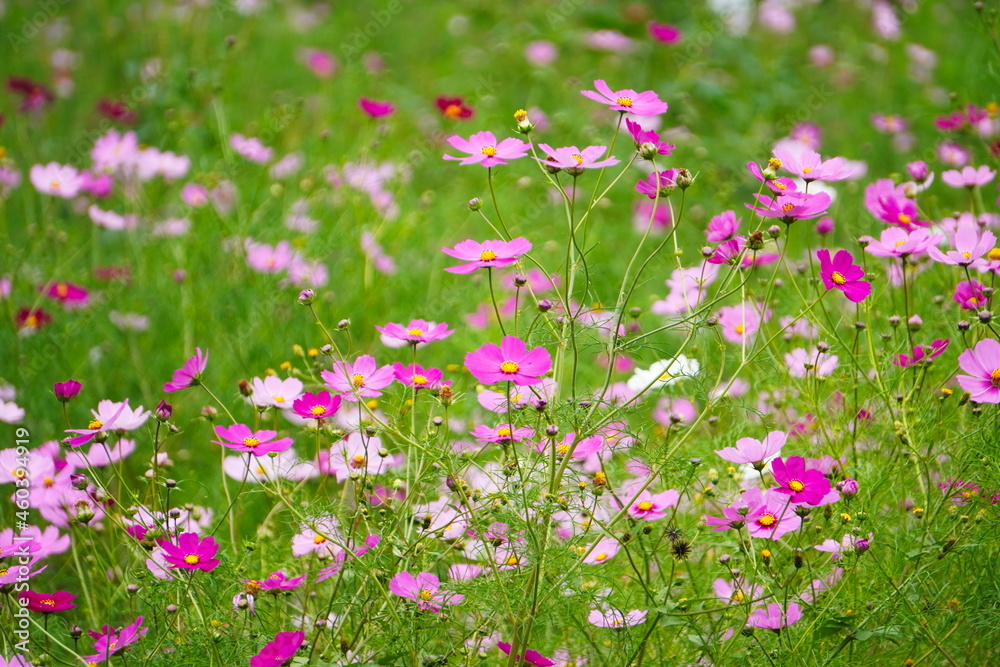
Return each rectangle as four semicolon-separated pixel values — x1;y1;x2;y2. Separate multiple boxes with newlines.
298;289;314;305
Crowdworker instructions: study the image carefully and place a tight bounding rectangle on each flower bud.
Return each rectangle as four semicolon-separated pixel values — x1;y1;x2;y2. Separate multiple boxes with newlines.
53;379;82;403
888;315;901;328
545;424;559;437
747;230;765;250
906;160;929;183
467;197;482;211
767;225;781;239
836;478;859;497
815;217;834;236
337;318;351;330
538;299;552;312
979;310;992;324
298;289;315;305
155;400;172;421
908;315;923;331
70;473;89;490
676;168;694;189
513;109;534;134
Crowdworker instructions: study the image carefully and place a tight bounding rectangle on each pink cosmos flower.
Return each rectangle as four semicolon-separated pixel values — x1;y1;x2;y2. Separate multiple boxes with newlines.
862;227;942;259
771;456;831;505
299;48;338;78
81;616;148;664
319;432;402;482
713;577;764;604
715;431;786;469
322;355;394;400
388;571;464;612
927;227;997;266
817;249;871;302
64;399;131;448
942;165;995;188
748;190;831;223
392;363;444;389
582;536;621;565
583;30;635;52
465;335;552;386
716;302;766;344
815;534;873;561
625;488;679;521
497;643;556;667
864;179;928;230
251;631;306;667
249;376;303;409
181;182;209;208
29;163;83;198
588;608;648;628
581;79;668;116
230;134;273;163
785;347;839;378
163;347;207;392
470;423;534;444
291;390;342;421
706;236;746;265
625;118;674;158
706;210;741;243
535;144;620;171
954;280;987;310
894;339;949;367
246;240;295;273
957;338;1000;403
772;147;854;182
23;590;76;613
442;237;531;273
648;21;682;43
157;533;220;572
442;131;530;167
358;97;394;118
40;281;88;306
938;140;970;167
746;602;802;631
376;319;454;344
211;424;293;456
705;488;800;540
635;169;681;198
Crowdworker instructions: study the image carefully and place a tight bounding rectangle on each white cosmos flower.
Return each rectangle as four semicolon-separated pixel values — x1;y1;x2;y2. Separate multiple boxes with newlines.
626;356;700;393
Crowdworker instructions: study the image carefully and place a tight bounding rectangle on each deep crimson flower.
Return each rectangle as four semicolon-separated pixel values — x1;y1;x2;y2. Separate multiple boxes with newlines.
358;97;394;118
442;237;531;273
96;99;138;125
211;424;293;456
957;338;1000;403
817;249;870;303
771;456;831;505
163;348;208;392
442;131;530;168
498;642;556;667
250;631;306;667
7;76;54;112
157;532;220;572
15;307;52;332
465;335;552;386
291;390;342;420
53;379;82;403
23;590;77;613
436;96;474;119
581;79;668;116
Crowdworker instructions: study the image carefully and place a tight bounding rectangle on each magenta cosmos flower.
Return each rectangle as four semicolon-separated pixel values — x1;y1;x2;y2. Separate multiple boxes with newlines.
771;456;831;505
581;79;667;116
470;422;534;444
321;355;394;400
498;642;556;667
954;280;986;310
163;347;208;392
23;590;77;613
358;97;394;118
957;338;1000;403
747;191;831;224
392;363;444;389
250;631;306;667
53;379;82;402
388;571;464;612
211;424;294;456
40;281;88;306
746;602;803;631
81;616;148;663
715;431;786;469
442;131;530;167
465;335;552;386
376;319;454;344
648;21;682;43
704;488;800;540
894;339;949;367
442;237;531;273
535;144;620;172
817;249;870;303
291;390;342;420
635;169;682;198
157;532;220;572
625;118;674;158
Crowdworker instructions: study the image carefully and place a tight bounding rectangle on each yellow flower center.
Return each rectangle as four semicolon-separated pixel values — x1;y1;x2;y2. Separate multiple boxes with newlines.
43;476;54;488
775;181;787;190
734;324;745;334
658;372;672;381
731;591;745;602
637;501;653;511
310;405;327;416
88;419;103;430
514;109;528;121
412;374;428;385
572;154;584;165
757;513;776;527
256;466;266;474
481;146;497;157
781;203;795;213
418;589;434;600
557;444;570;455
989;248;1000;261
992;369;1000;388
898;213;912;224
506;556;520;566
830;271;847;285
788;480;805;492
351;455;366;467
768;158;782;170
313;535;327;544
41;598;56;607
970;296;979;306
351;373;365;388
616;97;633;107
25;315;38;328
444;104;462;118
243;437;260;448
183;554;200;565
594;553;607;562
273;395;285;403
497;427;512;438
50;180;60;189
500;360;519;374
12;468;26;479
480;249;498;261
56;283;69;297
407;328;424;337
962;251;972;260
894;239;907;247
802;167;813;174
